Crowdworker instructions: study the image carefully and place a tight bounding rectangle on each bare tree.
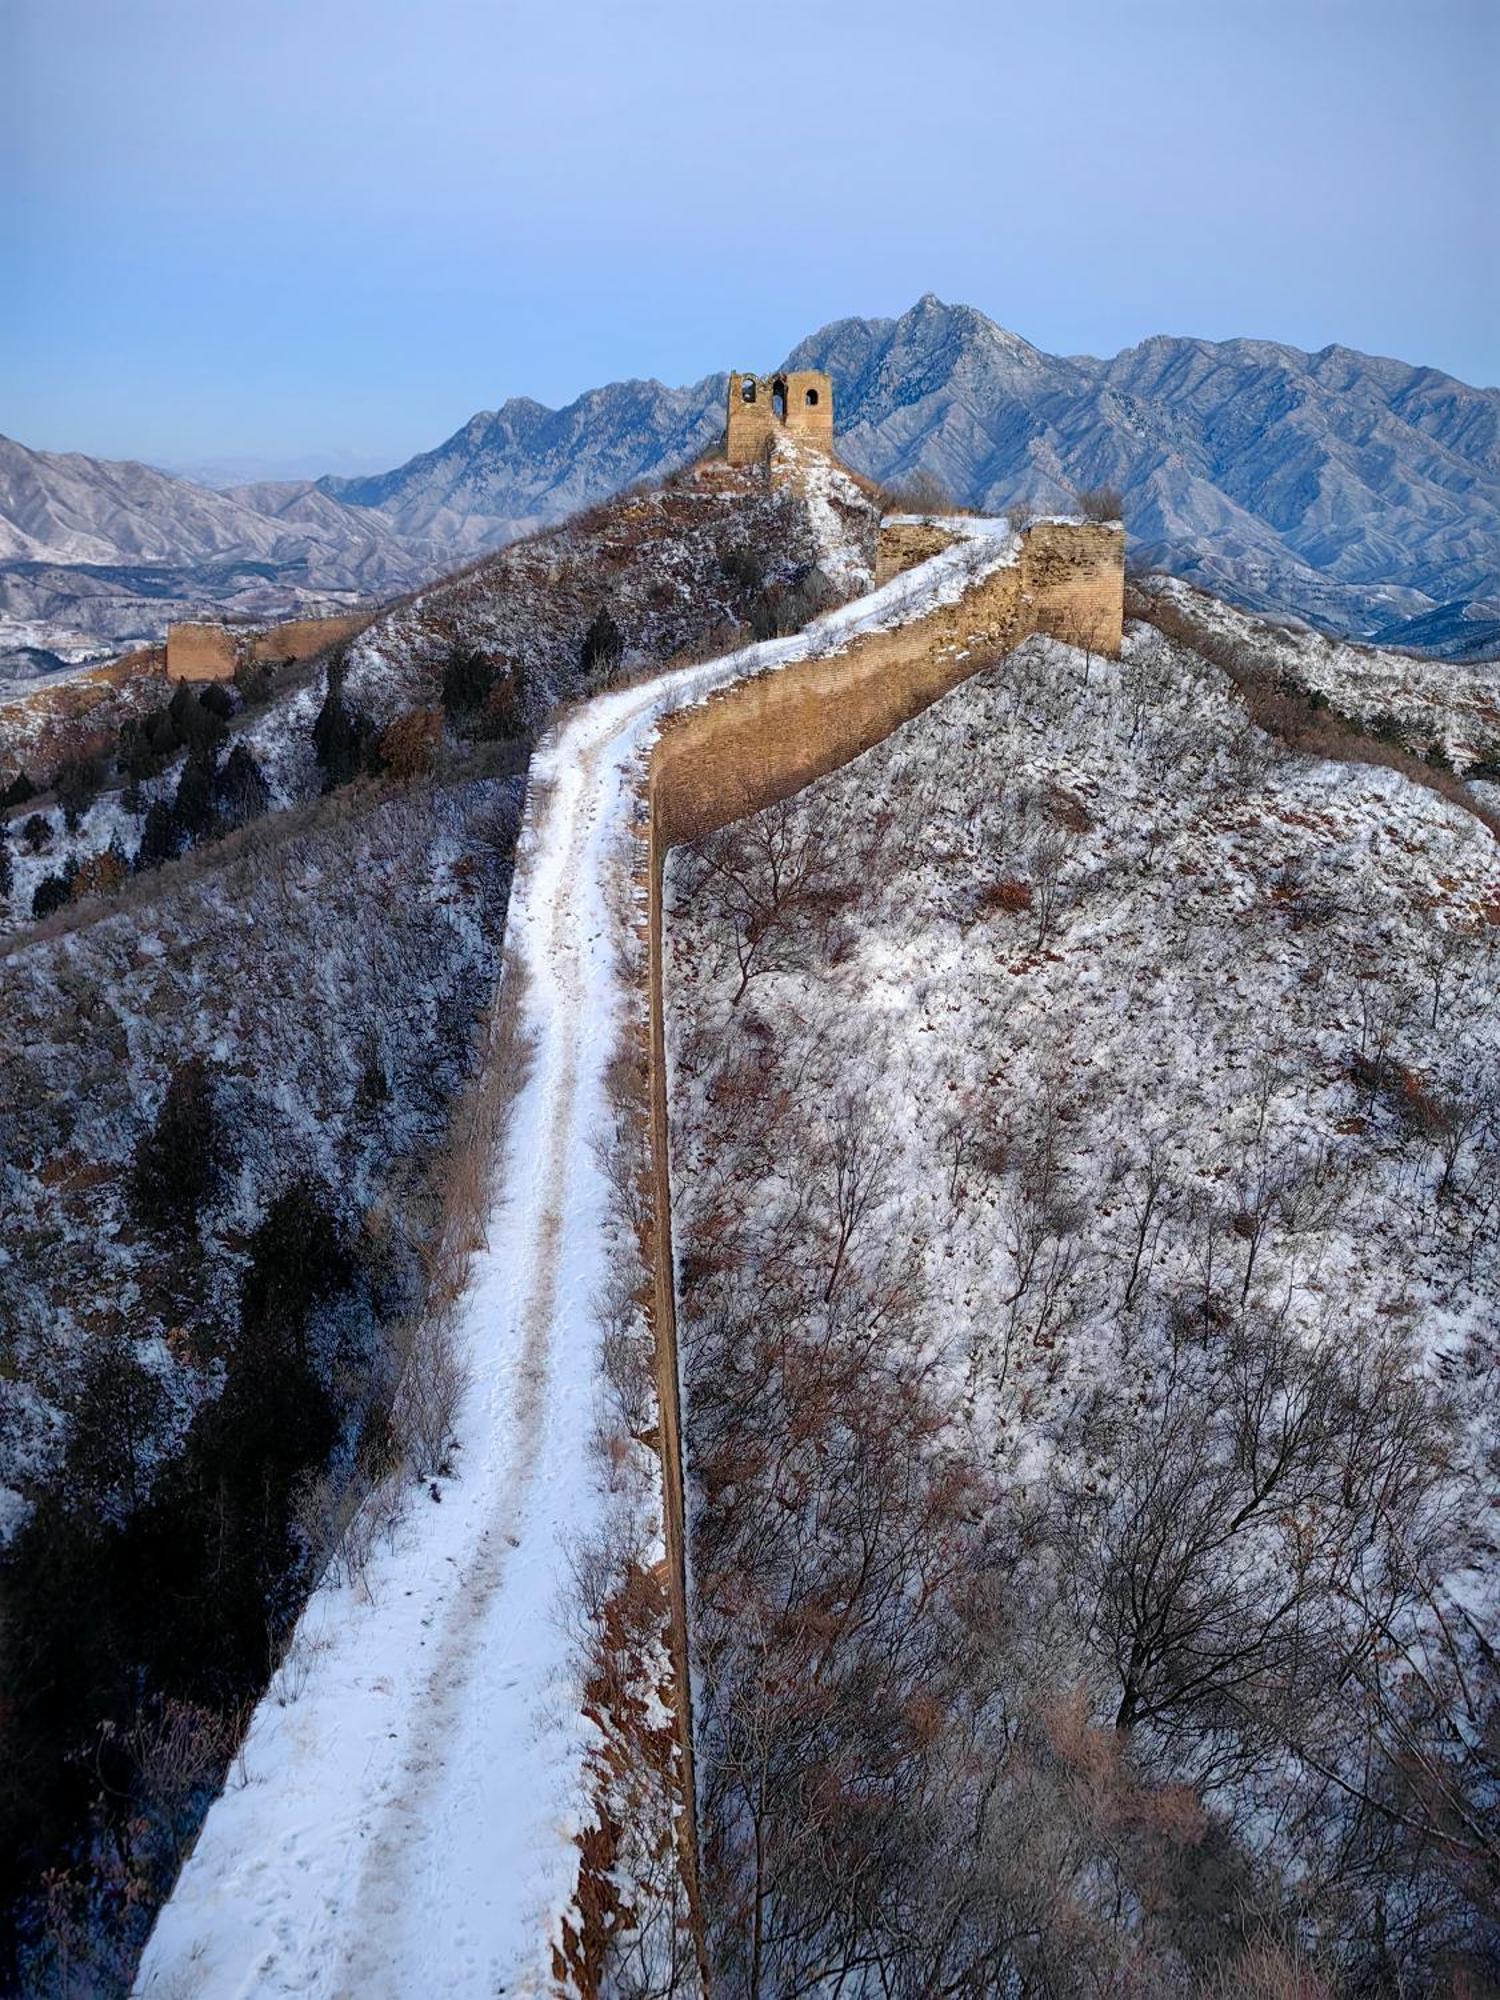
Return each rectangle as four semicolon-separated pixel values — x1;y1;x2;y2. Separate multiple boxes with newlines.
1074;484;1125;525
696;800;835;1005
817;1084;897;1305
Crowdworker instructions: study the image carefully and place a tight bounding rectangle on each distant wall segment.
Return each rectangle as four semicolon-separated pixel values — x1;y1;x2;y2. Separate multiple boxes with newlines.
164;609;374;682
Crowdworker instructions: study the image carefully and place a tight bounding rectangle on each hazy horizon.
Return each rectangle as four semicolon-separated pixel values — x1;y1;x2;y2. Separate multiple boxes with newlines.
6;0;1497;470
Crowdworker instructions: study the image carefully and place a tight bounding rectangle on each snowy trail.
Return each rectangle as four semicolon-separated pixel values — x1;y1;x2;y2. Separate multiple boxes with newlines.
136;524;1016;2000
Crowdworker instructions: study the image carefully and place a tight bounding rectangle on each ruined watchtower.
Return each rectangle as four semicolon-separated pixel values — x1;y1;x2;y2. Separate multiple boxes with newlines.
725;369;834;466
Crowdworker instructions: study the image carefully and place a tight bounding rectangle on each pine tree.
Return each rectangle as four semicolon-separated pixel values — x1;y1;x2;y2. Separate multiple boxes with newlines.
137;799;180;870
118;718;163;808
312;658;371;791
54;756;102;834
129;1057;224;1232
31;870;74;920
240;1178;354;1367
440;642;498;716
171;745;220;845
168;681;228;755
68;1335;166;1518
215;743;271;827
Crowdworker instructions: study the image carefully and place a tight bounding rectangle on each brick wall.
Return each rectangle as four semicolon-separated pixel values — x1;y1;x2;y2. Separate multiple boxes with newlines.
635;518;1123;1970
165;609;375;682
164;623;239;682
874;517;963;586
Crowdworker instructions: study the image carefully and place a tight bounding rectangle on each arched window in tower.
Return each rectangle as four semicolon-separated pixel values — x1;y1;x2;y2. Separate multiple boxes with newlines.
804;387;820;407
771;377;787;419
740;378;757;403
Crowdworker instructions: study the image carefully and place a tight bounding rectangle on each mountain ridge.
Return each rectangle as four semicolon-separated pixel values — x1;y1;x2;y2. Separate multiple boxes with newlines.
307;295;1500;653
4;298;1498;662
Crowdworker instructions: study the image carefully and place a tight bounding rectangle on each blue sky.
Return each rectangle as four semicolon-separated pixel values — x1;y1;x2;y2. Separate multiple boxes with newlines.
5;0;1496;474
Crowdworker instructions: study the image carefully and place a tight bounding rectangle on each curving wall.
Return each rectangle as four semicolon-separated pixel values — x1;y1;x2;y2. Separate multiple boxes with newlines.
636;519;1122;1978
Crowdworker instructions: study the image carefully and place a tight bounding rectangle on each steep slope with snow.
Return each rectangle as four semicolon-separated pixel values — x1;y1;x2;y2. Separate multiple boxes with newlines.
134;516;1018;2000
662;620;1500;1990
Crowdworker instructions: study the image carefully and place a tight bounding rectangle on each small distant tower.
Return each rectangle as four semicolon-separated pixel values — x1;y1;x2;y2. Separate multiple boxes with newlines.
725;369;834;465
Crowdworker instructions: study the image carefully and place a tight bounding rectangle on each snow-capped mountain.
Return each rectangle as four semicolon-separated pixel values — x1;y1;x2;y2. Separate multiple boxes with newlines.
791;296;1500;650
0;435;441;659
5;296;1498;660
318;377;729;550
321;295;1500;654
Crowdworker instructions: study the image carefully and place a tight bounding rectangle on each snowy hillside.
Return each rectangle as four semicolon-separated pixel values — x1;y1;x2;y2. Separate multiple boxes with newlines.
664;623;1500;1990
0;441;882;1993
134;510;1015;2000
1140;574;1500;776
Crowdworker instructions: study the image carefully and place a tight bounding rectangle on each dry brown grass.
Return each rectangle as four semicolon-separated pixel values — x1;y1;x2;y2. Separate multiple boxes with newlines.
387;937;535;1479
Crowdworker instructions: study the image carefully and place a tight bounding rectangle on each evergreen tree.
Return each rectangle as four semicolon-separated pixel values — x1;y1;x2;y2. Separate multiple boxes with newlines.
240;1177;354;1367
197;682;235;723
148;710;180;759
21;813;50;854
54;756;102;834
137;799;180;870
579;608;625;685
312;658;371;790
31;869;73;920
440;642;497;716
128;1057;224;1232
68;1336;166;1518
168;682;228;755
1;768;35;809
171;745;220;845
118;720;161;812
215;743;270;827
0;824;11;903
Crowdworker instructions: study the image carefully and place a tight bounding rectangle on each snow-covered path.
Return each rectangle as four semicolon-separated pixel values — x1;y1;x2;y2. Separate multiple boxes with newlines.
135;525;1016;1999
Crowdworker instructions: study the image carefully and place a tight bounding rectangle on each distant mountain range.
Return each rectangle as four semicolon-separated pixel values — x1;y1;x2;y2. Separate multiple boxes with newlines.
4;296;1498;668
0;435;444;669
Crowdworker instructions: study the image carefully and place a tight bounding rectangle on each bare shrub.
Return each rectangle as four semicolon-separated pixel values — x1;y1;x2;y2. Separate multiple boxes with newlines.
389;1305;470;1481
1074;483;1125;524
376;704;442;780
879;468;956;516
693;799;837;1004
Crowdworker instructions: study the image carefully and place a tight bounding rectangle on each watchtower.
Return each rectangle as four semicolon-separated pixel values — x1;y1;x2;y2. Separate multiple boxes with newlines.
725;369;834;466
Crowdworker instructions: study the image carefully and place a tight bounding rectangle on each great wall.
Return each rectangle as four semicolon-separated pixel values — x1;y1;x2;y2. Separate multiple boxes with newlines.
640;507;1121;1982
135;379;1124;1998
